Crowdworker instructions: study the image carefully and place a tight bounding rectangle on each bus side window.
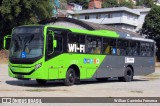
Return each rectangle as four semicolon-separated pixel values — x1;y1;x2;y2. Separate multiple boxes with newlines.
54;36;63;52
146;43;150;56
150;43;154;56
47;33;54;55
129;41;140;56
140;42;153;57
79;34;86;53
104;45;111;54
67;33;78;53
147;42;154;57
103;38;116;55
67;33;86;53
117;39;129;56
87;36;102;54
103;38;110;54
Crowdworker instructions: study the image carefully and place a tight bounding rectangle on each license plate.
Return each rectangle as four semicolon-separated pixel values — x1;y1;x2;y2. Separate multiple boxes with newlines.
16;74;24;79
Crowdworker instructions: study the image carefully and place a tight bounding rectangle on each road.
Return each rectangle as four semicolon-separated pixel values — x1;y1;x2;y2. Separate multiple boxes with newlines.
0;64;160;105
1;64;160;97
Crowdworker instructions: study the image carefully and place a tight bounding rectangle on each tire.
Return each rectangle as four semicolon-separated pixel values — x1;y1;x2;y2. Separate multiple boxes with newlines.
64;68;76;86
96;78;108;82
119;67;133;82
36;79;47;85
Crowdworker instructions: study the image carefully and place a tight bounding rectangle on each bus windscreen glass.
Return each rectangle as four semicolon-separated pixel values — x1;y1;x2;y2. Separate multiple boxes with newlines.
9;27;44;59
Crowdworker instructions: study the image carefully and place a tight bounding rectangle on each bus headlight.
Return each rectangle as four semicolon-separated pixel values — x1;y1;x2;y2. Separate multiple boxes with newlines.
35;63;42;70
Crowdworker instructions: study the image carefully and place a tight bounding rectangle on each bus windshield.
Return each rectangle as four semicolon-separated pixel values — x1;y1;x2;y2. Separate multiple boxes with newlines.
9;27;44;59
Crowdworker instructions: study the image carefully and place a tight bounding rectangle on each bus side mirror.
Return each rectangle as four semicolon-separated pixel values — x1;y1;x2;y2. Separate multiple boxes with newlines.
3;35;11;50
54;40;57;48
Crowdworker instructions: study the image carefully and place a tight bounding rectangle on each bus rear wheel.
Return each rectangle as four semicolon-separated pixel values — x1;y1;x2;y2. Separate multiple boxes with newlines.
118;67;133;82
64;68;76;86
36;79;47;85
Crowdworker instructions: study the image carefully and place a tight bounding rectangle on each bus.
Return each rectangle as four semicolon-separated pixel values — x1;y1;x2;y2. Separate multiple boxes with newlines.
4;25;155;86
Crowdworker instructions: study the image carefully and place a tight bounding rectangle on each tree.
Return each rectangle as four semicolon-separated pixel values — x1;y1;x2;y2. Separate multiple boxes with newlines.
60;0;67;3
102;0;134;8
141;5;160;39
119;1;134;8
136;0;157;8
0;0;54;49
140;5;160;59
102;0;118;8
136;0;144;6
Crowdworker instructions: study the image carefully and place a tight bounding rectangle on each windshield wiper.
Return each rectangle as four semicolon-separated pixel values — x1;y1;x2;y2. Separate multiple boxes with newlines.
24;34;34;47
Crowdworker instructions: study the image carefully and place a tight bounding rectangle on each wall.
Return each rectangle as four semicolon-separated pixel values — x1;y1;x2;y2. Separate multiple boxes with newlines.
136;12;148;31
88;0;102;9
73;11;138;31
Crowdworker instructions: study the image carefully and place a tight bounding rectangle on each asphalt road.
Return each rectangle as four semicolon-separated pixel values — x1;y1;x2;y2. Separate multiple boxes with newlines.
0;64;160;105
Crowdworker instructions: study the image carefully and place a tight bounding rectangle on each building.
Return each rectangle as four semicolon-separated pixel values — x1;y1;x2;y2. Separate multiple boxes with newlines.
67;7;139;32
156;0;160;5
67;3;82;10
88;0;137;9
88;0;102;9
67;7;150;32
134;8;151;30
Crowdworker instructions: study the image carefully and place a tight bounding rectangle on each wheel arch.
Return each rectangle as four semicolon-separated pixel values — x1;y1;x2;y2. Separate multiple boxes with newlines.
68;64;80;79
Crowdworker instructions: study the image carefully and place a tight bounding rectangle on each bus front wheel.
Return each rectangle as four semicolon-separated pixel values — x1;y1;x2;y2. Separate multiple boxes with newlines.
64;68;76;86
118;67;133;82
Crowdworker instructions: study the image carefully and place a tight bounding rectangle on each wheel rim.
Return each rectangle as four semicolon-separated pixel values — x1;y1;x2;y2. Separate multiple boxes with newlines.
69;71;74;83
126;70;132;81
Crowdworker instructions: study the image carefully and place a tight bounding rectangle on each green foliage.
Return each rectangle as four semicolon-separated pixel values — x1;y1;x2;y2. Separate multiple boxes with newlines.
136;0;156;7
140;5;160;58
0;0;54;49
136;0;144;6
60;0;67;3
102;0;118;8
119;1;133;8
102;0;133;8
141;5;160;39
143;0;156;7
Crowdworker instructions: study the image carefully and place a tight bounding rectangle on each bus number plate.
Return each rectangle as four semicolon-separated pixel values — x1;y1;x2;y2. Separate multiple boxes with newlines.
16;74;24;79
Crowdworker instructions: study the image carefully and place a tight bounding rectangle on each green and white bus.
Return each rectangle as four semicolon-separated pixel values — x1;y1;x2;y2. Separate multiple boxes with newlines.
4;25;155;86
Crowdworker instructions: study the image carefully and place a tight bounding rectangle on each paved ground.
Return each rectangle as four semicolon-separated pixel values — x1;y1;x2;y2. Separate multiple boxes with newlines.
0;64;160;105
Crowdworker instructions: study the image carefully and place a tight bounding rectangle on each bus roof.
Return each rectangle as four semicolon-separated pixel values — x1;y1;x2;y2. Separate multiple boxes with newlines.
46;25;154;43
17;25;154;42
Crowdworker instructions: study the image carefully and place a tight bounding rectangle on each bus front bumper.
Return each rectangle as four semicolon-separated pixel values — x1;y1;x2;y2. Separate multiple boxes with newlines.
8;66;49;80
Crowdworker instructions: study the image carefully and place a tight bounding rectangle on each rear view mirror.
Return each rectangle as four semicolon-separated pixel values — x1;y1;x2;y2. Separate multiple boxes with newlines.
3;35;11;50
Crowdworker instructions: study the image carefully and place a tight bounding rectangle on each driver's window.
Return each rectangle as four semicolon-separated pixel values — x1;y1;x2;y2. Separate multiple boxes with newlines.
47;33;54;55
54;36;63;52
